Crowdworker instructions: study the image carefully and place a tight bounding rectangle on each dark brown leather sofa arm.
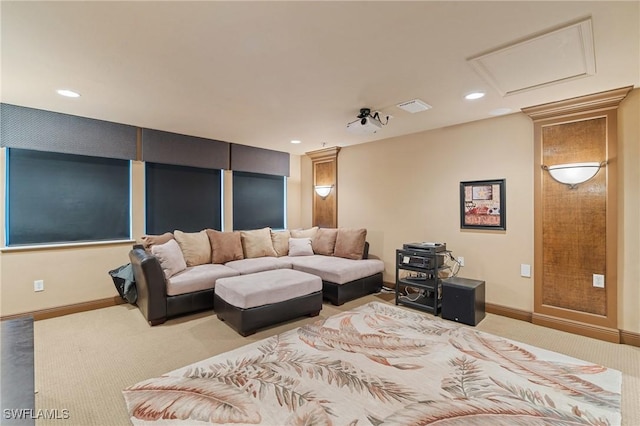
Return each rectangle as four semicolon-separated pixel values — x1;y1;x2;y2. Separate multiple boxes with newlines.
129;246;168;325
363;241;370;259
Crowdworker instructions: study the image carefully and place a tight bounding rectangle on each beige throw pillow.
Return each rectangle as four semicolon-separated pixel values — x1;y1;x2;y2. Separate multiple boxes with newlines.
290;226;319;239
206;229;244;264
140;232;174;251
312;228;338;255
240;227;278;258
271;229;291;257
173;230;211;266
288;237;314;256
151;239;187;278
333;228;367;260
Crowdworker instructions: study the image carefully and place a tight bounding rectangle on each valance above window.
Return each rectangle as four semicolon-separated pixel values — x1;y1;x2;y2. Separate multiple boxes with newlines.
141;128;230;170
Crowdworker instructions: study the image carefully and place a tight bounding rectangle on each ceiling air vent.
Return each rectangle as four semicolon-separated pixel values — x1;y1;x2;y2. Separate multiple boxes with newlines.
396;99;432;113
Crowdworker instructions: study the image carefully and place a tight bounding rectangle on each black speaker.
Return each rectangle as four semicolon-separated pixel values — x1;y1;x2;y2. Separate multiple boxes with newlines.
442;277;485;326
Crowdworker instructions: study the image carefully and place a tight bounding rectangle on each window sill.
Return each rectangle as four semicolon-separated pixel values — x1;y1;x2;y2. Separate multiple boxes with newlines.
0;239;136;253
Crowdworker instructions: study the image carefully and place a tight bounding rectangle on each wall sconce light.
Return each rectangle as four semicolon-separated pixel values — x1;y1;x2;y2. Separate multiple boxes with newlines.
541;161;607;189
314;185;333;199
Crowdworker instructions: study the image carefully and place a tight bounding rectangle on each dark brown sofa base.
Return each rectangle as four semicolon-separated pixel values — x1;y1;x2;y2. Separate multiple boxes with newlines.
166;289;214;319
322;272;383;306
130;246;217;326
147;290;215;326
214;291;323;336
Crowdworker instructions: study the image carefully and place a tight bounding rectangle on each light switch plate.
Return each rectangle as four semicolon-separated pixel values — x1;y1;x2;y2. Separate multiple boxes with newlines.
520;264;531;278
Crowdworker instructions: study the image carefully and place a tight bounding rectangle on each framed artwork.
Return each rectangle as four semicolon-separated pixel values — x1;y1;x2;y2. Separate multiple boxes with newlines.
460;179;506;230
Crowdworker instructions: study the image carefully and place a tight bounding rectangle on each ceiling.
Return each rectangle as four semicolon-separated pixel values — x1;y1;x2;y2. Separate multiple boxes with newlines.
1;1;638;156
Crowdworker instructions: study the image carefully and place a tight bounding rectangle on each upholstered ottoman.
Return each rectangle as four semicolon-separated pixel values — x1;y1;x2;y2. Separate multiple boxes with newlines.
214;269;322;336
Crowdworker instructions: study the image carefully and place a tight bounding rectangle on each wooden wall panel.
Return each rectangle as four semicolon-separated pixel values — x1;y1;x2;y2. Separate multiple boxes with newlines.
315;161;334;187
307;147;340;229
523;86;632;343
541;118;607;315
314;161;336;228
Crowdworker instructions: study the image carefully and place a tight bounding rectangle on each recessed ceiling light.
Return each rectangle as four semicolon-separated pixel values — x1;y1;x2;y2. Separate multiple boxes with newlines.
465;92;485;100
57;89;81;98
290;140;301;144
489;107;513;116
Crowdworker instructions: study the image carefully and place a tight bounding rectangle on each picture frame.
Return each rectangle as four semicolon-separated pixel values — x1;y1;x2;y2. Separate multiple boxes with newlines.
460;179;506;230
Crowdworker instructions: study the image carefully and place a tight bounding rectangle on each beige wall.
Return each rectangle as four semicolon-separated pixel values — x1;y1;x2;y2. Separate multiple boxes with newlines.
2;90;637;334
618;89;640;333
0;156;303;317
301;88;639;333
330;113;536;312
287;154;303;230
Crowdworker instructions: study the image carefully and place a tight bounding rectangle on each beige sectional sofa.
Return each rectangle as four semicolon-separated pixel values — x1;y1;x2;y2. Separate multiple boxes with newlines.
129;226;385;325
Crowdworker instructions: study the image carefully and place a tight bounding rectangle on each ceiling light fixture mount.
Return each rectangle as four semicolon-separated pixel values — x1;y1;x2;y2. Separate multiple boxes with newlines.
541;161;606;189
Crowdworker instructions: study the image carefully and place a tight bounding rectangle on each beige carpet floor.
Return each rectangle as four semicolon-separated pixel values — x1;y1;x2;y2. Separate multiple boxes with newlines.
33;293;640;425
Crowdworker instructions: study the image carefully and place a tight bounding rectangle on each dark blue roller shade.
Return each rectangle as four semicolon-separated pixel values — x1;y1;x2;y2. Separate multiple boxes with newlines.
233;171;285;230
145;162;222;234
7;148;130;245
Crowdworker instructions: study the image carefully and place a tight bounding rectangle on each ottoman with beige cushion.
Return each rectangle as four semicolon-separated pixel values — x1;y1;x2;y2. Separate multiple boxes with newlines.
214;269;323;336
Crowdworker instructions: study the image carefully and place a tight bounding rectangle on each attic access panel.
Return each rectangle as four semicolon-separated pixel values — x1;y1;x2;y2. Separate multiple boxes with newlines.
468;19;595;96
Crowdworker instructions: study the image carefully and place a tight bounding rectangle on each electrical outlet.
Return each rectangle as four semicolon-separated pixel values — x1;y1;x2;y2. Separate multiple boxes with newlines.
593;274;605;288
34;280;44;292
520;264;531;278
457;257;465;267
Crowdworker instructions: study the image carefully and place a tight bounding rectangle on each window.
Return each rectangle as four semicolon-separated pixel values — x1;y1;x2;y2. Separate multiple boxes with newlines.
145;162;222;234
233;171;285;230
6;148;130;245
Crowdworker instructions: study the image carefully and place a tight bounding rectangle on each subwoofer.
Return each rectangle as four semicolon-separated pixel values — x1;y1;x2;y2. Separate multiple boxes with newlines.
441;277;485;326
